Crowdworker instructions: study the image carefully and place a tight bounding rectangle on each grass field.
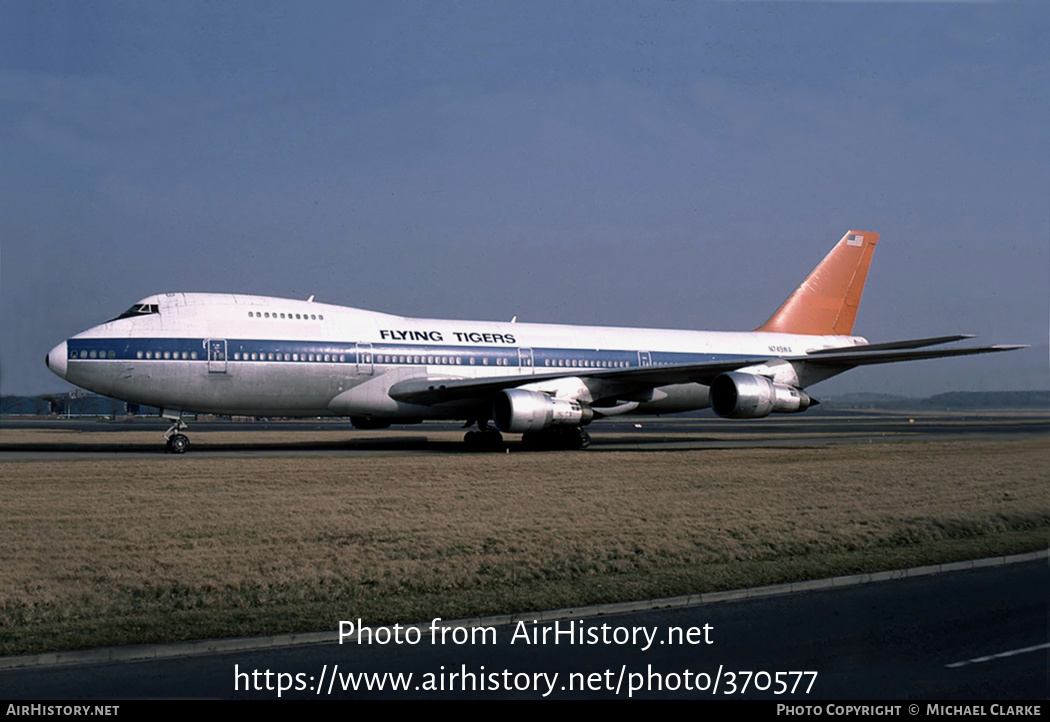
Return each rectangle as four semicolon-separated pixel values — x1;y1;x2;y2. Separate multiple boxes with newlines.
1;432;1047;656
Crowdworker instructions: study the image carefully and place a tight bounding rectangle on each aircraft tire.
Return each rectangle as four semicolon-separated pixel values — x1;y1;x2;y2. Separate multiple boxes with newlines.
521;427;590;451
464;430;504;451
577;428;591;449
167;434;190;454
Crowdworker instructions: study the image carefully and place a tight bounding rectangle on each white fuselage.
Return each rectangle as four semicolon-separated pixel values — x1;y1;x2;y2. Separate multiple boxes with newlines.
47;292;861;422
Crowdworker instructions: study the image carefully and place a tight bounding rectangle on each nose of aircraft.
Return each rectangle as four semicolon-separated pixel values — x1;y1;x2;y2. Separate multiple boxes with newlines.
46;341;68;379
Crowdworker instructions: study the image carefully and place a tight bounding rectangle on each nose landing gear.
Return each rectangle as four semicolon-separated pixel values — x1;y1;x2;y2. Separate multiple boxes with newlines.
163;414;190;454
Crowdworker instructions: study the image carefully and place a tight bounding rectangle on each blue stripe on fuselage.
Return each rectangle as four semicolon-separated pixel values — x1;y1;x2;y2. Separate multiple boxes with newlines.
65;338;750;369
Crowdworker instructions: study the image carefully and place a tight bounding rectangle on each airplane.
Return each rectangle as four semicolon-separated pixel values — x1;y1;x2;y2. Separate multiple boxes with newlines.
45;230;1023;453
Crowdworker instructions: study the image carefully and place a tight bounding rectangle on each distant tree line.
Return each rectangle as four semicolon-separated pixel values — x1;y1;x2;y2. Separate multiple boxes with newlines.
822;390;1050;410
1;393;160;416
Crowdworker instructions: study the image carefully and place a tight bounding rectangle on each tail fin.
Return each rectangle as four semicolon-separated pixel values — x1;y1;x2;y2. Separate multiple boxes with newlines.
755;230;879;336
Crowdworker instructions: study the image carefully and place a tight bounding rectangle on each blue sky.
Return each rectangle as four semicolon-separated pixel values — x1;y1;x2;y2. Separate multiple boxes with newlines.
2;1;1047;397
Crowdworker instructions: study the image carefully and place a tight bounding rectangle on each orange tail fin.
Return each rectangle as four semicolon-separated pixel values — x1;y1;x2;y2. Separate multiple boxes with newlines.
755;230;879;336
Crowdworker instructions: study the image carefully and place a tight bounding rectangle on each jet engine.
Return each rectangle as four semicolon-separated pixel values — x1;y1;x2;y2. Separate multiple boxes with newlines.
710;372;815;419
492;389;594;433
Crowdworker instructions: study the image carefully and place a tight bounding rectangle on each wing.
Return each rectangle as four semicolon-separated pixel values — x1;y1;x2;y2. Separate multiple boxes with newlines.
387;356;774;406
387;336;1025;407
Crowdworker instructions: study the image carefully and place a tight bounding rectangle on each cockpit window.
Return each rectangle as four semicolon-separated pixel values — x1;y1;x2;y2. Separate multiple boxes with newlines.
110;303;160;321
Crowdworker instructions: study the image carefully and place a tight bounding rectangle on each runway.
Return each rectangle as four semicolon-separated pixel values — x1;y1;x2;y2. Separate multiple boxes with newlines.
2;410;1048;459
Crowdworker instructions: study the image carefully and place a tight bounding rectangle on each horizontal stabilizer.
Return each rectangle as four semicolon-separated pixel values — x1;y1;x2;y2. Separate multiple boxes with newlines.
800;343;1026;368
804;335;976;355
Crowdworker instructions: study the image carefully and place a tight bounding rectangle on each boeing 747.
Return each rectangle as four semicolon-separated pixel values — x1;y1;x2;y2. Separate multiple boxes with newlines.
45;230;1022;452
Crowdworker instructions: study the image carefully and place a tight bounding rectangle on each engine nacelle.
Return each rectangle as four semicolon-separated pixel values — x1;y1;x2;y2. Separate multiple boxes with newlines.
492;389;594;433
710;372;814;419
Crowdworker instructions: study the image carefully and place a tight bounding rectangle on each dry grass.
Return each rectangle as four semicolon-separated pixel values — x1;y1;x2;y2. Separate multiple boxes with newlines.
1;437;1047;655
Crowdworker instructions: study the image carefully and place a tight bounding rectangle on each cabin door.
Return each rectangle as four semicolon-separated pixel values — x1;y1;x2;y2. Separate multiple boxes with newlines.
207;339;227;373
356;343;374;376
518;347;534;373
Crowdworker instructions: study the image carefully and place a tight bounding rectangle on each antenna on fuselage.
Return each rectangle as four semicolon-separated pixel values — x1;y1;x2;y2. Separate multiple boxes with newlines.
307;295;315;303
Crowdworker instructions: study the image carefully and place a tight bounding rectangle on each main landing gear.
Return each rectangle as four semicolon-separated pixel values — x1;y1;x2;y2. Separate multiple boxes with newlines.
521;426;591;451
462;420;591;451
463;420;504;451
163;416;190;454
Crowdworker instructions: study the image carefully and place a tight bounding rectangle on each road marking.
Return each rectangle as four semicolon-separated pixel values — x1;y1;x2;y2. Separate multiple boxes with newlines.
946;642;1050;668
